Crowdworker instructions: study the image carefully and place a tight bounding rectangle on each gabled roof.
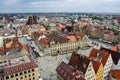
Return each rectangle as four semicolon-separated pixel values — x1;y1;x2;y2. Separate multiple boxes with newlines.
100;47;120;65
93;61;102;74
3;61;38;76
89;48;99;58
56;61;85;80
89;48;110;66
69;52;90;74
110;45;119;52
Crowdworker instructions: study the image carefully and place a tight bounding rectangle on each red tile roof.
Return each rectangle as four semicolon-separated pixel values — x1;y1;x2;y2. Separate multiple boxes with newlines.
89;48;110;66
67;36;77;42
5;37;23;52
56;61;85;80
110;46;118;52
23;44;29;53
3;61;38;76
89;48;99;58
112;70;120;79
69;52;90;74
100;47;120;65
93;61;101;73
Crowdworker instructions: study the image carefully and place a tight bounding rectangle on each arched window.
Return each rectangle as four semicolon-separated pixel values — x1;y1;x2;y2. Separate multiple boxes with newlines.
24;71;27;74
6;76;9;79
11;75;14;78
15;74;18;76
20;72;23;75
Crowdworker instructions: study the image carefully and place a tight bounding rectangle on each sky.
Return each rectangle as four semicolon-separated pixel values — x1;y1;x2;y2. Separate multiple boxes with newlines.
0;0;120;13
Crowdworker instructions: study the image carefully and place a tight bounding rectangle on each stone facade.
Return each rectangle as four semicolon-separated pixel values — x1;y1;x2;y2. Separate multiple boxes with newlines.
43;35;89;55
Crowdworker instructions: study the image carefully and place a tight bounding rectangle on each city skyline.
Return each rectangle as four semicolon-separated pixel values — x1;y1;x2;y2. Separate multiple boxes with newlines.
0;0;120;13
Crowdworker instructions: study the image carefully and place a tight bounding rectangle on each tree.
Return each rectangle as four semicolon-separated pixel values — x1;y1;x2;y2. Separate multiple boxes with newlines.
0;25;4;28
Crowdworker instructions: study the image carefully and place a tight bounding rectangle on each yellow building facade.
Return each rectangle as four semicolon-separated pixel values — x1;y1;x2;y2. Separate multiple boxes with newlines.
96;63;104;80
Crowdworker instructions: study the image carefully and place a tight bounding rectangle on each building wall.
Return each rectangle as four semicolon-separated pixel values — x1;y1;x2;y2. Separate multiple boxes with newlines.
85;62;96;80
0;60;9;68
4;68;39;80
49;36;89;55
96;63;104;80
103;55;113;80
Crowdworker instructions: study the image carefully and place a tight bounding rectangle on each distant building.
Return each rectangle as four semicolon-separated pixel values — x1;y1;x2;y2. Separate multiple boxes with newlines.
17;28;23;37
103;30;114;42
27;16;37;25
32;31;89;56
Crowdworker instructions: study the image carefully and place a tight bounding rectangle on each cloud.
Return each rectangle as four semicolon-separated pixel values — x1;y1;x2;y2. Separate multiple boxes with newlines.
0;0;120;13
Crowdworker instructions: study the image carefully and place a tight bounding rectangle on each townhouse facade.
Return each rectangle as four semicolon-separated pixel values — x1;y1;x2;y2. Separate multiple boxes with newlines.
89;48;113;80
69;52;96;80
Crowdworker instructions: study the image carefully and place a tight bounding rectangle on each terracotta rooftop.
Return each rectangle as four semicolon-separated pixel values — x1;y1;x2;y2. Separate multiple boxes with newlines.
69;52;90;74
5;37;23;52
0;37;24;56
89;48;110;66
67;36;77;42
56;61;85;80
110;45;118;52
3;61;38;76
50;31;68;44
100;47;120;65
93;61;101;74
23;44;29;53
112;70;120;79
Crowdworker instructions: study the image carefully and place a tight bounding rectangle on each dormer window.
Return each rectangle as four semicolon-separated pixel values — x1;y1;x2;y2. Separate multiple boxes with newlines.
97;53;102;61
83;63;86;68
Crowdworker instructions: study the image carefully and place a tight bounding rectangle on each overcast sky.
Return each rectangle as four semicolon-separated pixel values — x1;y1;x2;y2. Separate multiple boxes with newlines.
0;0;120;13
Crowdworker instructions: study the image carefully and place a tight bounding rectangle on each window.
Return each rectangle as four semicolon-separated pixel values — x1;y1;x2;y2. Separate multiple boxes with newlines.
33;77;35;80
15;74;18;76
0;62;2;64
64;72;67;77
16;78;18;80
25;76;27;78
28;70;31;73
24;71;27;74
11;75;14;78
32;73;34;75
21;77;23;79
32;69;34;72
6;76;9;79
20;72;22;75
